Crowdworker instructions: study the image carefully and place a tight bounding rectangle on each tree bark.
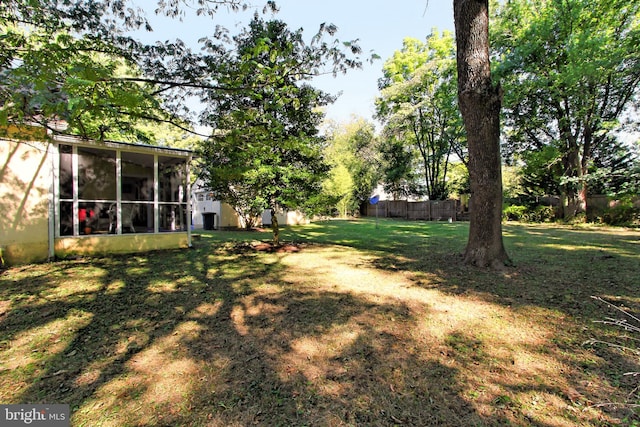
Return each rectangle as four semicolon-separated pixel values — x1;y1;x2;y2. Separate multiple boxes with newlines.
557;108;588;219
271;208;280;246
454;0;511;268
562;146;587;219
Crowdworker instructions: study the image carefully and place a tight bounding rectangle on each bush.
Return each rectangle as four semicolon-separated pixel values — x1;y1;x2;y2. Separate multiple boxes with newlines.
528;205;556;222
503;205;528;221
567;212;588;225
600;202;640;226
503;204;557;222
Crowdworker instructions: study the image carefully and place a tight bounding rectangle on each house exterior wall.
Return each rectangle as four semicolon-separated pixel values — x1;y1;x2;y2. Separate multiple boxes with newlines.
0;136;52;265
191;181;253;229
191;190;244;229
191;179;309;230
219;202;244;228
261;210;309;226
191;190;222;229
1;130;193;266
55;233;189;258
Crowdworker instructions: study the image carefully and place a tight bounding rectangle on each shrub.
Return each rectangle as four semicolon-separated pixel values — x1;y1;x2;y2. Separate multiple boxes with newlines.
529;205;556;222
567;212;588;224
601;202;640;226
503;205;528;221
503;204;556;222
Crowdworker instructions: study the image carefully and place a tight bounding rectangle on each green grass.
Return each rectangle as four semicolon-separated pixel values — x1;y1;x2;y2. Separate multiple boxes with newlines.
1;218;639;426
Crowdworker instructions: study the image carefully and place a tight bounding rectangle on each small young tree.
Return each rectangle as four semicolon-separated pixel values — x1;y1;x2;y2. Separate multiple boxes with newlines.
322;118;380;217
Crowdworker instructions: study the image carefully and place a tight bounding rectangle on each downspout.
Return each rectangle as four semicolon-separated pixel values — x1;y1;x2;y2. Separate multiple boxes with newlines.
186;154;192;248
47;140;57;261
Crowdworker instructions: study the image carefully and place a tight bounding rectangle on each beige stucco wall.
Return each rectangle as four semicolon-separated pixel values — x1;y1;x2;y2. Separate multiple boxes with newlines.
285;210;309;226
219;202;245;228
55;233;189;259
0;137;52;265
261;209;309;226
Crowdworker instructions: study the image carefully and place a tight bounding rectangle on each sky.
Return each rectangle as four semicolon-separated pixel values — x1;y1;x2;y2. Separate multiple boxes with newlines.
135;0;455;126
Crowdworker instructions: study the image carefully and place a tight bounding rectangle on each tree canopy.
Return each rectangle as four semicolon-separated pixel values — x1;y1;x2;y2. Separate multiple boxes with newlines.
321;118;379;217
2;1;186;138
0;1;287;140
196;16;361;242
376;31;466;200
492;0;640;217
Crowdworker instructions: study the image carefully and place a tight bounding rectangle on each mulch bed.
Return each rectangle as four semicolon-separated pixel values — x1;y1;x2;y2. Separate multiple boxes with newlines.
230;241;306;254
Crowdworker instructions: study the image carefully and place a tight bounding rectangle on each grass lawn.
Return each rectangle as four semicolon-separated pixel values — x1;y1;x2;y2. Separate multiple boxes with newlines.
1;218;639;426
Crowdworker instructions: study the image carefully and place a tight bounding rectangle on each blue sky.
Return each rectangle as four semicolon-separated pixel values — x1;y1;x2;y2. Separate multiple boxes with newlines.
137;0;455;126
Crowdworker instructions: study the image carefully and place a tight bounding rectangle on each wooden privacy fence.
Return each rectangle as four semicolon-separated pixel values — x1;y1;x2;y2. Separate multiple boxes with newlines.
365;199;460;221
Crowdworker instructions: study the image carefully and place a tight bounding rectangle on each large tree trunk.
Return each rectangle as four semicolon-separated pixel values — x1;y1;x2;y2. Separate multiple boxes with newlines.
558;114;588;219
454;0;511;268
562;146;588;219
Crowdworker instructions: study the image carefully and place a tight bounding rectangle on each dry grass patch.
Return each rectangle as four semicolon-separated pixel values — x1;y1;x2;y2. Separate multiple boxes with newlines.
272;246;612;425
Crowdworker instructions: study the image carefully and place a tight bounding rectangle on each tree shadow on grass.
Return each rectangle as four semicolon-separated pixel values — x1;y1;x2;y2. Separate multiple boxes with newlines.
1;220;638;425
0;241;493;426
308;220;640;318
0;247;280;413
284;219;639;423
160;289;484;426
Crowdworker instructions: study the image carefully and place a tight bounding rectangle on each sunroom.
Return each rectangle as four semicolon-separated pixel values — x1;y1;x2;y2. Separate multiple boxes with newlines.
0;129;193;265
54;135;193;258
